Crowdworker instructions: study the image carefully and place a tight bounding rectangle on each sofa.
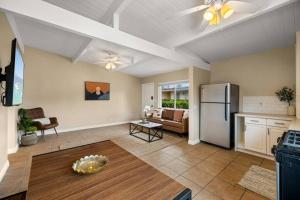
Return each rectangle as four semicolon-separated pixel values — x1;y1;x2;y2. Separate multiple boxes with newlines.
148;109;188;135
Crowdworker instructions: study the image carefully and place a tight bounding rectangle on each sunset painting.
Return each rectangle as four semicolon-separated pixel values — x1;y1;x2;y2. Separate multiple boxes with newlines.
85;81;110;100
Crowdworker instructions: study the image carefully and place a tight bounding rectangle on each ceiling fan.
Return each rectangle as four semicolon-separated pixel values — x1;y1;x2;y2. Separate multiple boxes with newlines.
175;0;258;26
93;51;133;70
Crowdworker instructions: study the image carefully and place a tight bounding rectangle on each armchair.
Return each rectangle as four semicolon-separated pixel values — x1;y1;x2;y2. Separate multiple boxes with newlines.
24;107;59;139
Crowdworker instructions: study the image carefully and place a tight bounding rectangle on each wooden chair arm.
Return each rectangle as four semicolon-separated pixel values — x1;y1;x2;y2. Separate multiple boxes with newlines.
49;117;58;124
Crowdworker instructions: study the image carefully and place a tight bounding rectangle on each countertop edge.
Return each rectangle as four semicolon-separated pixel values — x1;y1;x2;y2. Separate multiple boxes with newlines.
235;113;296;120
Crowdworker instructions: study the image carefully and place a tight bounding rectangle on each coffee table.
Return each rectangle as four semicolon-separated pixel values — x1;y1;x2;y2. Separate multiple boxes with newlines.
129;120;163;142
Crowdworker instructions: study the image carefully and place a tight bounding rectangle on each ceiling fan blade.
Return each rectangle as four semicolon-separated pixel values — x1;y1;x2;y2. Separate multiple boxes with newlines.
226;1;259;13
174;5;209;18
196;18;209;32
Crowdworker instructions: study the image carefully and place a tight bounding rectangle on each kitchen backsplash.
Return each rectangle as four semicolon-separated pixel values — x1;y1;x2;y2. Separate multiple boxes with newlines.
243;96;289;115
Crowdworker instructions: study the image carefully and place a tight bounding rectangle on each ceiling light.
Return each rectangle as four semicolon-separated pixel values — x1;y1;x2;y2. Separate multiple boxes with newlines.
209;13;220;25
221;4;234;19
214;0;223;10
203;7;215;21
105;62;116;70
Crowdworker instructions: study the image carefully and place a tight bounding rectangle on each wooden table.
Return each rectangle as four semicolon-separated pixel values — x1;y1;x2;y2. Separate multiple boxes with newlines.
27;141;191;200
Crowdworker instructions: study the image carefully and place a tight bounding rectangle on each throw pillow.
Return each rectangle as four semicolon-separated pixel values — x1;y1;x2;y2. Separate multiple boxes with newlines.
153;109;162;118
173;110;184;122
183;110;189;119
32;118;51;125
163;109;174;120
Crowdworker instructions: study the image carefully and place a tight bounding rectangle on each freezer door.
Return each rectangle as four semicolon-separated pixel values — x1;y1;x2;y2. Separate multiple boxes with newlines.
201;83;230;103
200;103;231;148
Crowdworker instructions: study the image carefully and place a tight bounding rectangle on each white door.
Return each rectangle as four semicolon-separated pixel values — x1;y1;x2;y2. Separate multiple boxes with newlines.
142;83;154;113
245;124;267;154
267;128;286;155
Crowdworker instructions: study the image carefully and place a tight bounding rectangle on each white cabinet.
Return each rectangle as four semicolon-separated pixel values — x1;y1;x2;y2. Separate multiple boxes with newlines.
235;114;294;158
245;124;267;154
267;128;286;155
243;117;290;155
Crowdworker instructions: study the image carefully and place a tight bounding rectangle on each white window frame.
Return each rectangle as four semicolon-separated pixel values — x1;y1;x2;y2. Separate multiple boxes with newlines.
159;80;189;110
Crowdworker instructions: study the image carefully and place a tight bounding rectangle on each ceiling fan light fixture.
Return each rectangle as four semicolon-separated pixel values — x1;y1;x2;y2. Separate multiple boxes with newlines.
209;12;220;25
105;62;116;70
214;0;223;10
221;4;234;19
203;7;215;21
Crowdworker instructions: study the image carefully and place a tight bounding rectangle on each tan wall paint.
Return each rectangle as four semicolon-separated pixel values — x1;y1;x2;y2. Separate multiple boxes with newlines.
210;47;296;111
188;67;210;144
141;68;189;108
0;12;16;181
296;32;300;118
22;47;141;130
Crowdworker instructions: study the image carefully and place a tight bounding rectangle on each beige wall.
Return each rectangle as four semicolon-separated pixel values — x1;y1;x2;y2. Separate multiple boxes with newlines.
22;47;141;130
188;67;210;144
210;47;296;111
0;12;16;181
296;32;300;119
141;68;188;108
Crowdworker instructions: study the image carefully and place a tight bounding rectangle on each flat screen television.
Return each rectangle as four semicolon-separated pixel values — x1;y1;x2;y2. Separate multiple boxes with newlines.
2;39;24;106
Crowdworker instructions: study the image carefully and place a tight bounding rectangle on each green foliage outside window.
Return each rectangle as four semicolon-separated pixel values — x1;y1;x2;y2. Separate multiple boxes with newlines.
162;99;189;109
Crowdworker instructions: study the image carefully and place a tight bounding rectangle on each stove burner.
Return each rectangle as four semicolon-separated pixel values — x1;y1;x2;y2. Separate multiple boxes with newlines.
283;131;300;148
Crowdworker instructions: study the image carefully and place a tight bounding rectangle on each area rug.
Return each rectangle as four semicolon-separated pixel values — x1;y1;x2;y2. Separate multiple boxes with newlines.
239;165;276;200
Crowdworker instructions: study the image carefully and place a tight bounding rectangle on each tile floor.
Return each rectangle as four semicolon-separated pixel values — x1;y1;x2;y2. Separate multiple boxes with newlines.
0;124;275;200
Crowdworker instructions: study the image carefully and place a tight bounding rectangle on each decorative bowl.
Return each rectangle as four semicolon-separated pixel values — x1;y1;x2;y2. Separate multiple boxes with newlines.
72;155;108;174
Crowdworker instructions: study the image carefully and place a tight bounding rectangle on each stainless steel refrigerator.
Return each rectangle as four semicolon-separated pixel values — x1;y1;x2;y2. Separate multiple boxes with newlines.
200;83;239;149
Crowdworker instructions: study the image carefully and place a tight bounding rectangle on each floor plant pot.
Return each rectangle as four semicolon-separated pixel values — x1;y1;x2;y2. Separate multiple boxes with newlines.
288;105;296;116
21;132;38;146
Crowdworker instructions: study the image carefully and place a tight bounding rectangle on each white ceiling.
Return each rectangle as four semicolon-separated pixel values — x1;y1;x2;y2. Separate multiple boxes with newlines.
79;39;151;68
119;57;185;77
14;16;90;58
44;0;116;22
5;0;300;77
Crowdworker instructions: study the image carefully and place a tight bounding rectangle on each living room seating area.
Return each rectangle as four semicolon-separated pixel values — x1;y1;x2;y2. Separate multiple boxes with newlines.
148;109;189;136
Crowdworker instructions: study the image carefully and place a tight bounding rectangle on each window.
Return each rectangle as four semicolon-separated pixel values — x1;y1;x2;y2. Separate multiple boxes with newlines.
160;81;189;109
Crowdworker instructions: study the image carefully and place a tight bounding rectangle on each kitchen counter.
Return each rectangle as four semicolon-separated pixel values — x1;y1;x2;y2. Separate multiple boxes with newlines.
236;112;296;121
289;119;300;131
234;112;296;160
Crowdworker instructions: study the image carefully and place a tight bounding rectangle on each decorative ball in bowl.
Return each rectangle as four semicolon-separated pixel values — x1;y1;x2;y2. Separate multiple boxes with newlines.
72;155;108;174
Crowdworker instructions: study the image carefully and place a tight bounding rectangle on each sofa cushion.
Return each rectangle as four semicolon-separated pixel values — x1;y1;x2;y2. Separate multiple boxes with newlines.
162;109;174;120
163;120;183;129
173;110;184;122
148;118;163;124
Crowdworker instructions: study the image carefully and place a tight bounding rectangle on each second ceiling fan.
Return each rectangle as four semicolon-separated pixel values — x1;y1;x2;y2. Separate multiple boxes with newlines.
176;0;258;26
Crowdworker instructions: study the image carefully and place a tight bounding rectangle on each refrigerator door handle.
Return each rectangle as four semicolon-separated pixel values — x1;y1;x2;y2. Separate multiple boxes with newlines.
225;85;228;121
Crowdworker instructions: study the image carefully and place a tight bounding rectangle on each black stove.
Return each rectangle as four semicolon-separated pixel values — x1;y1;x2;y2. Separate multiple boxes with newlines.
283;130;300;147
272;130;300;200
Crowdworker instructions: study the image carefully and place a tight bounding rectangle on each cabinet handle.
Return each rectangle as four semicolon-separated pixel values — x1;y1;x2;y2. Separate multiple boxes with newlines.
267;128;270;135
274;122;285;125
250;120;259;123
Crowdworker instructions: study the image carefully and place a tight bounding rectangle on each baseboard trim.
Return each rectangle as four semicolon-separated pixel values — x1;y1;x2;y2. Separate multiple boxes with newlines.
188;139;200;145
8;144;19;154
0;160;9;183
38;121;131;136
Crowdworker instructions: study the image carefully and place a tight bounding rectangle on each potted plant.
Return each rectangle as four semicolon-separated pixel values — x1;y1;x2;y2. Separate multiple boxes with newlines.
18;108;38;146
275;87;296;116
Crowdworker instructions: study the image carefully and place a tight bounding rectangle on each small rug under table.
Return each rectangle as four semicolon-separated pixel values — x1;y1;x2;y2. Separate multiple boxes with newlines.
239;165;276;200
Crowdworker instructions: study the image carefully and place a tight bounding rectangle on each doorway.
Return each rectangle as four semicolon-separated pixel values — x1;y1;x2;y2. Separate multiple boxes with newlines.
142;83;154;114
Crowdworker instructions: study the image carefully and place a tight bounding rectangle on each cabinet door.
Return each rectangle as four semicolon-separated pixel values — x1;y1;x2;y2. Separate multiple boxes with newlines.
245;125;267;154
267;128;286;155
